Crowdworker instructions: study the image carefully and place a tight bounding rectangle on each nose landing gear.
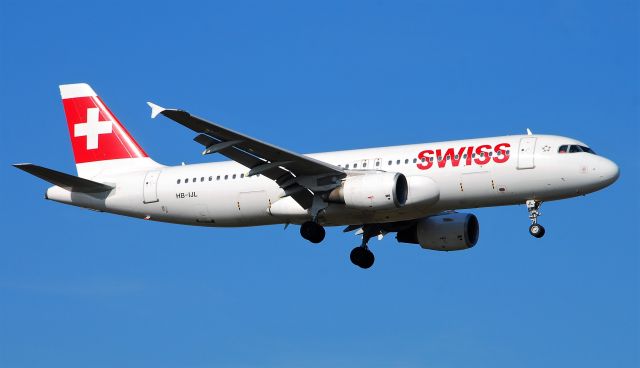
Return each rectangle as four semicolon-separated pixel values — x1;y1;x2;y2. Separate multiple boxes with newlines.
526;200;545;238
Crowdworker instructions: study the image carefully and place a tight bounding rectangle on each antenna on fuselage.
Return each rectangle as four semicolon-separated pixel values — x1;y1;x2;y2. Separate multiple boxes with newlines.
526;128;533;135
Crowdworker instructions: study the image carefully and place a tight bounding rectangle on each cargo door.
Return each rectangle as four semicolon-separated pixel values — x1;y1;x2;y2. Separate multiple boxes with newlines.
459;171;496;205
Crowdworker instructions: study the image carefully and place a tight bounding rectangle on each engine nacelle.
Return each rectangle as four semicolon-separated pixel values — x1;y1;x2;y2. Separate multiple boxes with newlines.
397;213;479;251
327;172;408;210
404;175;440;208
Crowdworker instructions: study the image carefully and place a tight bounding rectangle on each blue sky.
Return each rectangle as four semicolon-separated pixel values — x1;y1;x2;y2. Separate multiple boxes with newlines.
1;1;638;367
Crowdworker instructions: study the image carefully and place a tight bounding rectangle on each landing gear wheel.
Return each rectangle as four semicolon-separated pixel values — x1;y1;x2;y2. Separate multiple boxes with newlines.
529;224;545;238
350;246;375;269
300;221;325;243
526;200;545;239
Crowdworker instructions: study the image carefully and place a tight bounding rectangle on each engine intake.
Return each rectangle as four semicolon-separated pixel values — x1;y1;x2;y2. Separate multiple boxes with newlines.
327;172;408;210
397;213;479;251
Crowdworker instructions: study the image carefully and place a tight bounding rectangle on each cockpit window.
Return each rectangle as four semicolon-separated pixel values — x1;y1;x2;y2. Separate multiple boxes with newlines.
580;146;596;154
559;144;596;155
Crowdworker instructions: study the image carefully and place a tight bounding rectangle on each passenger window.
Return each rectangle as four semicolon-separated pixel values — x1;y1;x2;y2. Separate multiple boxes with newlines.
413;158;417;163
558;145;568;153
405;159;409;164
185;178;189;183
177;179;181;184
454;155;459;160
209;176;212;181
430;157;434;162
193;177;196;182
224;175;228;180
421;157;426;162
397;160;401;165
375;161;380;167
437;156;442;161
216;175;220;180
241;173;245;178
345;164;349;169
201;177;204;182
354;163;358;168
232;174;236;179
388;160;392;165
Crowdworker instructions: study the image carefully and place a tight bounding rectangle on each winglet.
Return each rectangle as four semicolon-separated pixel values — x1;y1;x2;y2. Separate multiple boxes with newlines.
526;128;533;136
147;102;165;119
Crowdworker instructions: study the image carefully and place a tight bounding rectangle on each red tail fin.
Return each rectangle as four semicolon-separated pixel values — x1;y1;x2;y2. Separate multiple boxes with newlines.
60;83;159;178
60;83;147;164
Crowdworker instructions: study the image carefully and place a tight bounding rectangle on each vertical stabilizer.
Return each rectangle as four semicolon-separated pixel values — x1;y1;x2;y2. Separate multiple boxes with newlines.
59;83;160;178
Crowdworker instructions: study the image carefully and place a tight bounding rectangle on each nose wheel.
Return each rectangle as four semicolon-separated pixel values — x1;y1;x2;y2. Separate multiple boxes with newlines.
526;200;545;238
529;223;545;238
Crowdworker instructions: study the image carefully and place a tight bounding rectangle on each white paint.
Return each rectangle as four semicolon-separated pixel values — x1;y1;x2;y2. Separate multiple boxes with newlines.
59;83;97;99
74;108;113;150
44;133;619;229
517;137;537;169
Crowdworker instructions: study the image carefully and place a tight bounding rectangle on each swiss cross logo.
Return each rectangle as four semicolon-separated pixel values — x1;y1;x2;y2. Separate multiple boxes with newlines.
62;95;148;163
74;107;113;150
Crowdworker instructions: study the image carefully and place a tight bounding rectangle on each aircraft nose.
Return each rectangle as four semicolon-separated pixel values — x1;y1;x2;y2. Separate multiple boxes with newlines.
598;158;620;186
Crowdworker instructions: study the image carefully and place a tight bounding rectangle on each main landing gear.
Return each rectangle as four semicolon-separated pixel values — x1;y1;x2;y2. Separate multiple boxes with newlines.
350;246;375;269
526;200;546;238
300;221;325;243
350;225;380;269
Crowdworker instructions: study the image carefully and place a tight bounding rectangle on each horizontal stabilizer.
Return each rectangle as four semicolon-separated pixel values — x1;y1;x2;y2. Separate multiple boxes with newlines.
14;163;114;193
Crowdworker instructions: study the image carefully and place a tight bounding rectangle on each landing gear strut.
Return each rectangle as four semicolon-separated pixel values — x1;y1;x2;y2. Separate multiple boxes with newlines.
300;221;325;243
350;225;380;269
526;200;545;238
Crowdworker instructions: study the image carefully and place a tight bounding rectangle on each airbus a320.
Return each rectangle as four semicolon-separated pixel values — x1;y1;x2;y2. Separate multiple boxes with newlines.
15;83;620;268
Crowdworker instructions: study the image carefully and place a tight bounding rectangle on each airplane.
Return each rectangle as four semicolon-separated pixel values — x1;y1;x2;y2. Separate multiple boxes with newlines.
14;83;620;268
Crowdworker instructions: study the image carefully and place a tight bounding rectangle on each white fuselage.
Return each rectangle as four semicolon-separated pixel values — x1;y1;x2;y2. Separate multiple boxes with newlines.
45;134;619;227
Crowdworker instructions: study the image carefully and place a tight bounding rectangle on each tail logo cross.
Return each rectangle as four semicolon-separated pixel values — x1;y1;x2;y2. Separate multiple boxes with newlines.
74;107;113;150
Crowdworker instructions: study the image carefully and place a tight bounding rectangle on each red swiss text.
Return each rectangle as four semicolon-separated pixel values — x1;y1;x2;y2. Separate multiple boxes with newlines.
416;143;511;170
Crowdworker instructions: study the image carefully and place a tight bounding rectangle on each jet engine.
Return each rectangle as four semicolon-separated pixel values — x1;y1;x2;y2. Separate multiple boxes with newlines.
396;212;479;251
326;172;408;210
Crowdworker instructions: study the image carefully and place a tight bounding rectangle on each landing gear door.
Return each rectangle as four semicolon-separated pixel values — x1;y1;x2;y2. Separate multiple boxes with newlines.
143;170;161;203
517;137;537;169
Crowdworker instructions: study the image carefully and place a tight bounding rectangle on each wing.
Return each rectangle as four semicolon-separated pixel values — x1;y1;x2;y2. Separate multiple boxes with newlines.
147;102;345;209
